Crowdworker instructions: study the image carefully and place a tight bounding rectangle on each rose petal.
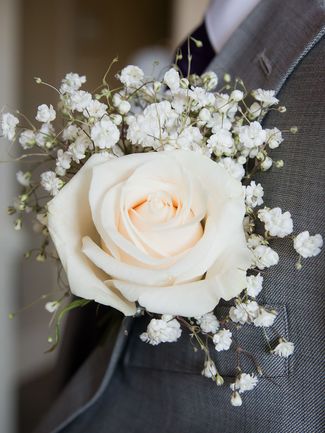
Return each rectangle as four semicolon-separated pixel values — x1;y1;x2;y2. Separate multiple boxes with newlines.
48;154;136;315
108;275;232;317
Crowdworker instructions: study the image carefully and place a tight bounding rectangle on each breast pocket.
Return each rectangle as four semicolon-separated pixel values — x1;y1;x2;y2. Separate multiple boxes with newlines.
123;304;291;379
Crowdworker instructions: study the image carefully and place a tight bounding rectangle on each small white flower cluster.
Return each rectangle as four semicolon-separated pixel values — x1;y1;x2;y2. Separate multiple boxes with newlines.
124;67;282;164
229;301;276;328
271;338;294;358
196;312;219;333
230;373;259;406
249;236;279;270
201;359;218;379
293;231;323;259
258;207;293;238
213;329;232;351
244;181;264;208
246;273;263;297
118;65;144;89
196;312;233;352
140;315;182;345
1;112;19;141
36;104;56;123
16;170;32;187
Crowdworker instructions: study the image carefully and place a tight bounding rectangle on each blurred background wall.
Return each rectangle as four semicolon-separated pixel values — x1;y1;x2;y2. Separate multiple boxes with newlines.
0;1;209;432
0;2;21;433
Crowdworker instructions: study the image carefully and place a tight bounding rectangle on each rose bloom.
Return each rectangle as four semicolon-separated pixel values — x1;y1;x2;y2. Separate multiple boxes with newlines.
48;151;251;316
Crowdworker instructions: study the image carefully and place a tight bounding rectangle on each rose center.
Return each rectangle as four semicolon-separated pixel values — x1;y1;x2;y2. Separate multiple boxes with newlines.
132;191;178;224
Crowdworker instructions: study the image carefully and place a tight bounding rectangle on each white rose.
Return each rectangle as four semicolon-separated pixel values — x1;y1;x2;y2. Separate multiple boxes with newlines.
47;151;251;316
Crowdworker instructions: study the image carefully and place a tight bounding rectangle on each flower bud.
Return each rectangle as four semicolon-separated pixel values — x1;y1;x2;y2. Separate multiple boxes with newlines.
295;261;302;270
237;156;246;165
278;106;287;113
231;90;244;102
19;194;29;202
118;100;131;115
199;108;211;123
111;114;122;125
201;71;218;90
256;151;265;161
36;253;46;262
231;391;242;406
180;78;189;89
14;218;22;231
191;37;203;48
45;301;60;313
249;102;262;119
275;159;284;168
112;93;121;107
153;81;162;92
224;73;231;83
261;156;273;171
216;373;224;386
290;126;298;134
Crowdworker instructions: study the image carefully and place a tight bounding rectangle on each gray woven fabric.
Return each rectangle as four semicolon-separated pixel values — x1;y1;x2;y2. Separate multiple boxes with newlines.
36;1;325;432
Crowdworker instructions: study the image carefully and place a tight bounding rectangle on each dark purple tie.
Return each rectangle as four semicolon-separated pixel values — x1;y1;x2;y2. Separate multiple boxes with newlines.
176;21;216;77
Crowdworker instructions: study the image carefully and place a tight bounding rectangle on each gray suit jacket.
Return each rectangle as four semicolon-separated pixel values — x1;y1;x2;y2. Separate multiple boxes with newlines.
35;1;325;432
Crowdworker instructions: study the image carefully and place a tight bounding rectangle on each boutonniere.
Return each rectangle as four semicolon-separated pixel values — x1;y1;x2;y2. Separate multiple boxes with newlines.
2;61;322;406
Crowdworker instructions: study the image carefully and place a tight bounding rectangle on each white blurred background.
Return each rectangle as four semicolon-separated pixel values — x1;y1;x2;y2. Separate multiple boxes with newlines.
0;0;209;432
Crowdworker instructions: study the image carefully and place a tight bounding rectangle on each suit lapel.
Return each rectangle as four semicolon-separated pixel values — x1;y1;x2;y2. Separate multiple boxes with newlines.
34;316;133;433
207;0;325;93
